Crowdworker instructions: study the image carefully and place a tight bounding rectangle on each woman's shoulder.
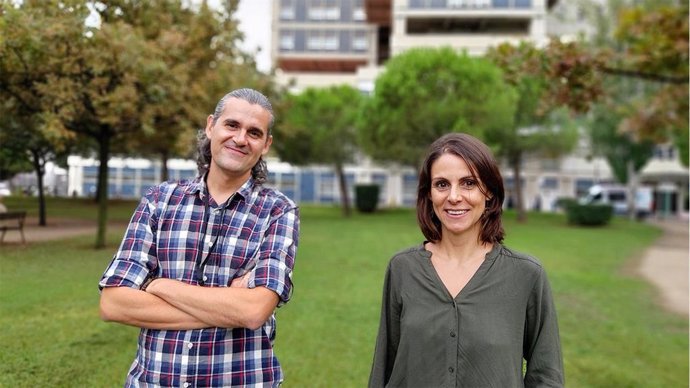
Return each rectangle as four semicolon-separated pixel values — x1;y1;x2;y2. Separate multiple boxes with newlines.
495;244;546;274
388;243;427;267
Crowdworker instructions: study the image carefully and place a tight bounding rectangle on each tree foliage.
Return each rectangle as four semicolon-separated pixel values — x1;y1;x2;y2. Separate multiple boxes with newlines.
0;0;266;247
485;41;589;221
577;0;689;166
614;4;689;165
357;47;516;169
275;85;364;216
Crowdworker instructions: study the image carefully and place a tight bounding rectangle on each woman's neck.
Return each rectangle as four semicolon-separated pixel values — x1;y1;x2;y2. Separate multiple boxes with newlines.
431;234;492;264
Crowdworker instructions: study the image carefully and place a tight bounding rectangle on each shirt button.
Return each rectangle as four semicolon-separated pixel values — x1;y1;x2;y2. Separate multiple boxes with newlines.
208;240;213;247
450;331;456;337
449;367;454;373
202;275;208;282
187;342;193;349
183;382;191;387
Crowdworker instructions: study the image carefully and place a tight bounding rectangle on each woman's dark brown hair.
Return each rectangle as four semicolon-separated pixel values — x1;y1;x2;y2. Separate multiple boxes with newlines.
417;133;505;244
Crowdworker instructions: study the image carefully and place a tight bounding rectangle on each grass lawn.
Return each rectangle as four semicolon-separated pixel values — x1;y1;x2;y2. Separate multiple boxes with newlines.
0;201;687;387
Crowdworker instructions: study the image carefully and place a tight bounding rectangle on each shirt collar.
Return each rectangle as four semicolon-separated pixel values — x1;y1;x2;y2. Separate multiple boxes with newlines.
184;173;255;204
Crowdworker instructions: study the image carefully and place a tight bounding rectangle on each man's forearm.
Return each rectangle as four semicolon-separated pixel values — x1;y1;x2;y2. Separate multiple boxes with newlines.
146;278;279;330
100;286;212;330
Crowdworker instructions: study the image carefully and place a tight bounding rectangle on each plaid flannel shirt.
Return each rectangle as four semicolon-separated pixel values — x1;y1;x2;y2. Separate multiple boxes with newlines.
99;176;299;387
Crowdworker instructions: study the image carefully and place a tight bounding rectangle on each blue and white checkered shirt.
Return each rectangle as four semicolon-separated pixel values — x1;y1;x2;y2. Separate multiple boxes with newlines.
99;176;299;387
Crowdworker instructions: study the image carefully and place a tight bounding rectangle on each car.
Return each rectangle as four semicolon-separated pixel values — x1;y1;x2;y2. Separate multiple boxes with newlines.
580;184;654;218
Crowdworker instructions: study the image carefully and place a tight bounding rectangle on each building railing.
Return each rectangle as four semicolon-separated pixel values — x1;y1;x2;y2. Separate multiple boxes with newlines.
408;0;531;9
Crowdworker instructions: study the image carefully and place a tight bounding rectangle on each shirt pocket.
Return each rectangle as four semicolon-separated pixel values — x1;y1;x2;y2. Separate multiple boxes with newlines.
214;229;263;285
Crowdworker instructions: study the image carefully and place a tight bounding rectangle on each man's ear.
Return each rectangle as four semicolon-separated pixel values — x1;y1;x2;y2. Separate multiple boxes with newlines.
204;115;214;138
262;135;273;155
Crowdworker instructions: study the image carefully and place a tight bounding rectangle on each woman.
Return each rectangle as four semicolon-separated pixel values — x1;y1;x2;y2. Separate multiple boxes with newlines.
369;133;564;388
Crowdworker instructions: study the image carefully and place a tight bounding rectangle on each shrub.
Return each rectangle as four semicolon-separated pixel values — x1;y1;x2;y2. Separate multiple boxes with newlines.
554;197;578;212
566;203;614;226
355;184;380;213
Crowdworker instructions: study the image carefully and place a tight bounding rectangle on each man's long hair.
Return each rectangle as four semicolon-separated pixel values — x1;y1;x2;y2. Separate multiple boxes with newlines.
196;88;274;184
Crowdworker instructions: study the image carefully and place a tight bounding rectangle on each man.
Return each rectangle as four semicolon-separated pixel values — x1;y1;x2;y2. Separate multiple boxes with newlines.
99;88;299;387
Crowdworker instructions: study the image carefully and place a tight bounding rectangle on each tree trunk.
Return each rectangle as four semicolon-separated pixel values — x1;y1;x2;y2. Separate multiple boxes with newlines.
30;149;47;226
335;162;351;217
95;131;111;249
511;152;527;223
160;149;169;182
626;159;638;221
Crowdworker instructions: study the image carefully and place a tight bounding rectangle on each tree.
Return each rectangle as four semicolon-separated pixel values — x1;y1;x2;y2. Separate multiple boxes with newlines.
589;103;655;184
574;0;688;165
357;47;516;170
96;0;271;181
614;3;688;166
0;0;87;226
1;0;262;248
275;85;363;216
572;0;688;217
486;40;601;221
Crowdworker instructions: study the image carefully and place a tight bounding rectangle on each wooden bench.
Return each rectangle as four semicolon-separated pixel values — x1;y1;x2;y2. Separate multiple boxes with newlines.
0;211;27;244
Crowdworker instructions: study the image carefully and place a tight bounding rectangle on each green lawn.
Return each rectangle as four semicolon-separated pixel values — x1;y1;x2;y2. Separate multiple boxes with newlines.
0;202;687;387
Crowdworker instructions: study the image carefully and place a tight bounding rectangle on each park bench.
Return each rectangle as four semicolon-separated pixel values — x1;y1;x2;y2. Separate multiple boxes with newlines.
0;211;27;244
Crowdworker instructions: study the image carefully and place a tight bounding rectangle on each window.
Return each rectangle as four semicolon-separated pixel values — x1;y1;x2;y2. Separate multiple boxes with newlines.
280;31;295;50
307;31;339;51
280;0;296;20
541;177;558;189
308;0;340;21
353;0;365;20
449;0;489;8
352;31;368;51
575;179;593;197
318;172;337;203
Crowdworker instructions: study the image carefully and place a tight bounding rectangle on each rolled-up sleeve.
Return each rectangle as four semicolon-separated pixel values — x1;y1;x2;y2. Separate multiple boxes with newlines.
99;188;159;290
250;206;299;306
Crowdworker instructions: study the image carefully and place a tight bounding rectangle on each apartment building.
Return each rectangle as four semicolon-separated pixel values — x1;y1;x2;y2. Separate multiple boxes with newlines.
274;0;561;91
272;0;379;92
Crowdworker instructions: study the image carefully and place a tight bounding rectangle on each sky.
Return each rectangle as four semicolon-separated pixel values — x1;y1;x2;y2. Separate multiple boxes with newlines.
87;1;274;73
233;0;273;73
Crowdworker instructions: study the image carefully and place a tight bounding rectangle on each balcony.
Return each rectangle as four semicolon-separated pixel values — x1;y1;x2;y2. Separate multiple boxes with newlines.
407;0;558;9
277;58;369;73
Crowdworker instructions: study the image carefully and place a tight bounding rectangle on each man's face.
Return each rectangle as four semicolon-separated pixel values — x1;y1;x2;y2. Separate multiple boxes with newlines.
205;97;273;182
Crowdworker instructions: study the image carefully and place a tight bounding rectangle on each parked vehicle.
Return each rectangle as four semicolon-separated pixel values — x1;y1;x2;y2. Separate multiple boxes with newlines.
580;184;654;218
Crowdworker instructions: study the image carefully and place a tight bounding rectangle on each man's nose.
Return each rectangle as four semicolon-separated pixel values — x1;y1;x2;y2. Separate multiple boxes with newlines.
234;129;248;145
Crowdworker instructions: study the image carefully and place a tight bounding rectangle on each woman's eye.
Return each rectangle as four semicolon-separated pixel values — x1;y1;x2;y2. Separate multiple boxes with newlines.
434;181;449;189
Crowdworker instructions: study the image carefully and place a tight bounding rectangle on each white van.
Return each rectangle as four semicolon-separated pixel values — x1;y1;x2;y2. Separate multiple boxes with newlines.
580;184;654;218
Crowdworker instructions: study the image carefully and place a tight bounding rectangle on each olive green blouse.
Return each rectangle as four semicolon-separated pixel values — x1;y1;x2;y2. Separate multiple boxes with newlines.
368;243;564;388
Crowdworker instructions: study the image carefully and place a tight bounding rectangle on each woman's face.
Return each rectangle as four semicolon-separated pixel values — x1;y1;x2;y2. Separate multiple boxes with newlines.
429;153;491;241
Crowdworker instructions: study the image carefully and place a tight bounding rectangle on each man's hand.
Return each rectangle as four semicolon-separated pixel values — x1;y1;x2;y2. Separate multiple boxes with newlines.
230;271;252;288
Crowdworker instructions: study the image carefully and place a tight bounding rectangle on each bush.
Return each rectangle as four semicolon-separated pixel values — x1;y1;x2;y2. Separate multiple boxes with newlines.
566;203;614;226
355;184;380;213
554;197;578;212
